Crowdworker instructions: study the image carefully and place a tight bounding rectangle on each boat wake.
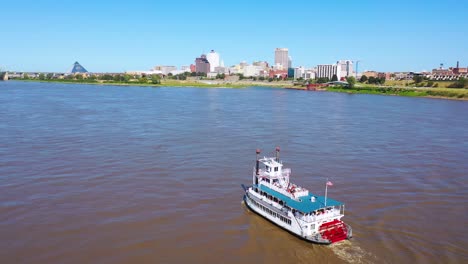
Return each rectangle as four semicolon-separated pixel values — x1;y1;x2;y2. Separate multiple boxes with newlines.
329;240;378;264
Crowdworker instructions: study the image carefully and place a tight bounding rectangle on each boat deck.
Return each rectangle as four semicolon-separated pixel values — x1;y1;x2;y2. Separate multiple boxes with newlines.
256;184;343;214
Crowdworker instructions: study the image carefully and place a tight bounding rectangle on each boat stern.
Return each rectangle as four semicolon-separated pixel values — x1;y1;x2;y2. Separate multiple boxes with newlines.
318;219;351;244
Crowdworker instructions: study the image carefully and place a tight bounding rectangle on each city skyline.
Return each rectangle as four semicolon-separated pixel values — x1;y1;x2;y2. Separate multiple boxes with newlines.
1;0;467;73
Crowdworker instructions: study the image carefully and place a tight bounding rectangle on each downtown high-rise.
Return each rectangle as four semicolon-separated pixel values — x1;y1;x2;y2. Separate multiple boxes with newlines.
275;48;289;70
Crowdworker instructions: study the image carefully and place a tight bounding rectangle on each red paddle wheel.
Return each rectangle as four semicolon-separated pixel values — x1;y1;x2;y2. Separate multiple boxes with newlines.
319;219;348;243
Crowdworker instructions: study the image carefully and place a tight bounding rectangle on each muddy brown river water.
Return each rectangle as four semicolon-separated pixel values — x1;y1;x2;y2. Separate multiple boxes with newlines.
1;81;467;263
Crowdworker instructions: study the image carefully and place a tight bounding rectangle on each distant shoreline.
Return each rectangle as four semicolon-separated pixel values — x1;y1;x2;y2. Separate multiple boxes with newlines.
9;79;468;101
326;86;468;101
13;79;290;89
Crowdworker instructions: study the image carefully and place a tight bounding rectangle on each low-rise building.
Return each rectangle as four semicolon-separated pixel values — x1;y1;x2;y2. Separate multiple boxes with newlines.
153;66;177;75
269;69;288;79
214;66;228;74
362;71;378;78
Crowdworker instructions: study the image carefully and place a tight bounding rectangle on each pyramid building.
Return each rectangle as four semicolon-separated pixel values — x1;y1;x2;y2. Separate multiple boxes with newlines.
70;61;88;73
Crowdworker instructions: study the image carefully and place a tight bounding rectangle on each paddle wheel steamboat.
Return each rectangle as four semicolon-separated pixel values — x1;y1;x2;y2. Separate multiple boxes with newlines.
242;147;352;244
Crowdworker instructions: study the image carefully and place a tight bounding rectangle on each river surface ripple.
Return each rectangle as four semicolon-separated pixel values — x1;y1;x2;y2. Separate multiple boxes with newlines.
0;81;467;263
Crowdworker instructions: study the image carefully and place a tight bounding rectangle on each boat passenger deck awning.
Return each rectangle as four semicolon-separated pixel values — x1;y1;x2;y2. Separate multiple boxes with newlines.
256;184;343;214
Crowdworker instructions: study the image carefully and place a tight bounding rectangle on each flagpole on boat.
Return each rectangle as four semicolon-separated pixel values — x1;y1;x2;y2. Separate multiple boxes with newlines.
325;178;328;207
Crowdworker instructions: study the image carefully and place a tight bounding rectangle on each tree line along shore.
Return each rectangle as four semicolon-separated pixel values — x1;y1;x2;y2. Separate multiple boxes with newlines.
5;72;468;100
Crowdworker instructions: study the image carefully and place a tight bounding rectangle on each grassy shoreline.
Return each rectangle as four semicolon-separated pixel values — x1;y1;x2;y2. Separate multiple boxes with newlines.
10;79;468;101
15;79;288;89
326;86;468;100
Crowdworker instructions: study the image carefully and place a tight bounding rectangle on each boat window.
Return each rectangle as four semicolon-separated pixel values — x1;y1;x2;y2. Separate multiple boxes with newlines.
274;167;278;172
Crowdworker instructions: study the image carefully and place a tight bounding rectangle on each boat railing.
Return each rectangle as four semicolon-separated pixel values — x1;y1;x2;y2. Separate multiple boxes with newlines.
260;181;302;201
297;210;342;223
257;167;291;178
249;189;284;210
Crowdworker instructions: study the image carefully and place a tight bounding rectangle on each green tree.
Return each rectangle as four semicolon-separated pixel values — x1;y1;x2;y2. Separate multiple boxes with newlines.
151;74;161;84
448;77;468;88
39;73;45;80
359;75;368;83
331;74;338;82
113;74;122;82
368;76;376;84
23;73;29;79
346;76;356;89
123;74;131;82
139;77;148;83
46;73;54;79
413;75;424;84
100;74;113;81
378;77;386;85
317;77;330;84
75;74;83;80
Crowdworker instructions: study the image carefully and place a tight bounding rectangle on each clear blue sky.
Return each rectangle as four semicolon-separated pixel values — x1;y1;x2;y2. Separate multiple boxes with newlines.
1;0;467;73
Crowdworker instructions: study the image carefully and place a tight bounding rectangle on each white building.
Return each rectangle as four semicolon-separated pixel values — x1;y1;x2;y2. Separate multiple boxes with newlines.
304;70;316;80
214;66;228;74
206;50;220;72
294;67;305;79
253;61;269;69
153;66;177;75
316;64;338;79
275;48;289;70
229;64;242;75
126;70;163;75
180;65;191;71
243;65;265;77
337;60;354;80
294;66;316;80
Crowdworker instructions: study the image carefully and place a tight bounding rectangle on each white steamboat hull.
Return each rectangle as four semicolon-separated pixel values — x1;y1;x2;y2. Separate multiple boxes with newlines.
243;190;352;244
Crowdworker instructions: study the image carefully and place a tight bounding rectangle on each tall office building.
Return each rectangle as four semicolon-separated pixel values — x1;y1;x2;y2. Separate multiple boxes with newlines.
206;50;220;72
195;54;210;74
275;48;289;70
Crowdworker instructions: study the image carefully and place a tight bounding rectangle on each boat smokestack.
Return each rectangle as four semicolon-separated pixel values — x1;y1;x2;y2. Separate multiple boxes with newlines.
275;146;280;162
256;149;261;175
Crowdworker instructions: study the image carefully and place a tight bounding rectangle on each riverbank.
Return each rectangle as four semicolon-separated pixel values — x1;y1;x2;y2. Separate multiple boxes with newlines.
9;79;468;100
326;86;468;100
15;78;291;89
